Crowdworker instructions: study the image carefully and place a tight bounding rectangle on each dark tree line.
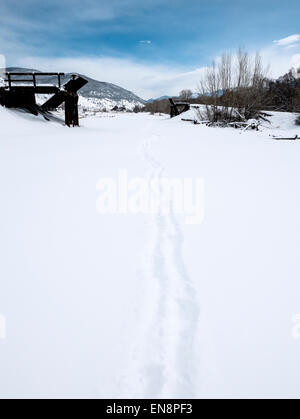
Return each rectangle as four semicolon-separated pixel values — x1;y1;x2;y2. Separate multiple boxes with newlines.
264;70;300;112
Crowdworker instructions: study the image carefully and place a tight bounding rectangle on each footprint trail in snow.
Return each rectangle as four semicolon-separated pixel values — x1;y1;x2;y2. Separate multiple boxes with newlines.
121;125;200;398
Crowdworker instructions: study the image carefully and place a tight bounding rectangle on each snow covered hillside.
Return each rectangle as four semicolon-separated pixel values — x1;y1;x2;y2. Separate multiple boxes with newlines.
0;107;300;399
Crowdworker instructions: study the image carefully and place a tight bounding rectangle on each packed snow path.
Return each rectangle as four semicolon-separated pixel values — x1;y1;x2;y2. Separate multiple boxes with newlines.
120;128;200;398
1;108;300;398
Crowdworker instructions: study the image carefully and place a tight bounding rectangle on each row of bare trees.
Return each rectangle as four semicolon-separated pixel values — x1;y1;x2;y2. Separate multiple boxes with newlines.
198;50;269;123
134;99;170;114
265;70;300;113
135;49;300;125
136;50;270;120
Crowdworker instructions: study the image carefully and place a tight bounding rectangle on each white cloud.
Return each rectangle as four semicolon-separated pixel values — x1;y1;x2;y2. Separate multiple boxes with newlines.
2;34;300;99
140;40;152;44
0;0;166;25
261;37;300;78
0;55;6;69
274;34;300;47
0;55;6;81
284;44;300;50
292;54;300;69
10;43;300;99
14;55;208;99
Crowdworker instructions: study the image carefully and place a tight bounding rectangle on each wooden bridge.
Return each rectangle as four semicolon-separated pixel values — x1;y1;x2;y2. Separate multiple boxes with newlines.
0;72;88;127
169;98;190;118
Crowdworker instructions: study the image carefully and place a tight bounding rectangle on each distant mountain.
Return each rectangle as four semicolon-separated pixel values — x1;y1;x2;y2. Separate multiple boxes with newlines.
1;67;146;111
147;95;171;103
147;92;201;103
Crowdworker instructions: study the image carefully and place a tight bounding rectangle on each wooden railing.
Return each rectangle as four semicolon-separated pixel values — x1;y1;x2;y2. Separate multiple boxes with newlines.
5;72;65;89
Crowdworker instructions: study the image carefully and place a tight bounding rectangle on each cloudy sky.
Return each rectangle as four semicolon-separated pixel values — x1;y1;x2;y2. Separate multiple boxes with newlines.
0;0;300;99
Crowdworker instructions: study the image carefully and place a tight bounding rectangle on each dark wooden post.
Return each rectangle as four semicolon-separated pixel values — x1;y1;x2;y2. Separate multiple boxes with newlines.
65;92;79;127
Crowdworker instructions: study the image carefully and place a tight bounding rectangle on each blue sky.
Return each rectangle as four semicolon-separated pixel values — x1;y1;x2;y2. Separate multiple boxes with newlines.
1;0;300;98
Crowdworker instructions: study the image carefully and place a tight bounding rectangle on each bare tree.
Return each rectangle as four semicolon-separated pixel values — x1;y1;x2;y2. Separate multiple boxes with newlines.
179;89;193;101
198;50;269;125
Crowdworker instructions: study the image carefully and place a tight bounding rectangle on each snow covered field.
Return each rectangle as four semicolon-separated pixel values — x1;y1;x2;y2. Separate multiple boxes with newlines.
1;107;300;399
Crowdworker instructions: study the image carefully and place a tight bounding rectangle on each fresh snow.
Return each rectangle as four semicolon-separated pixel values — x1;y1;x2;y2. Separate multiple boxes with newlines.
183;105;299;136
0;107;300;399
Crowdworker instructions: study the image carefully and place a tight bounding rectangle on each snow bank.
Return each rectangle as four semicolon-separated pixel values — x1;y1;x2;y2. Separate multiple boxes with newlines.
172;105;299;137
1;107;300;398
